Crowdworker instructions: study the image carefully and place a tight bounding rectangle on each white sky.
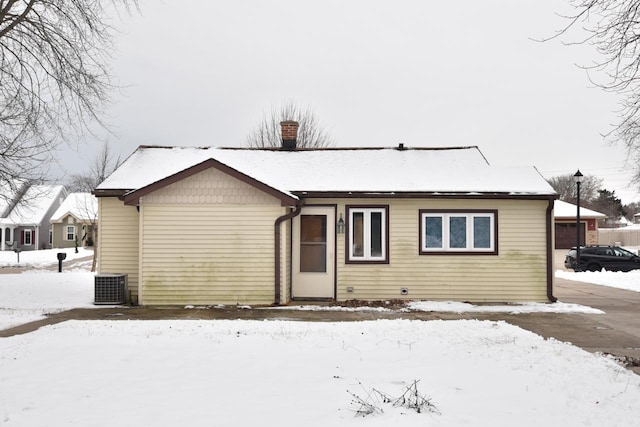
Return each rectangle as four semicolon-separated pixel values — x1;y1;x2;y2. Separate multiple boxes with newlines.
54;1;640;203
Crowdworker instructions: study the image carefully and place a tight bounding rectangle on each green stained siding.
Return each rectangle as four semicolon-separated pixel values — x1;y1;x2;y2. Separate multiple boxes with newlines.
305;197;550;303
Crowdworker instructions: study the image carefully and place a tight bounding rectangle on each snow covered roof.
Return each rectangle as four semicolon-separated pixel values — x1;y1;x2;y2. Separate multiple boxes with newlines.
50;193;98;223
96;145;557;201
554;200;606;219
0;185;66;225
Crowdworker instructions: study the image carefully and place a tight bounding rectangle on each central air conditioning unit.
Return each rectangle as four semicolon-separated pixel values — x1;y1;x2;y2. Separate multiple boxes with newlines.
94;274;128;305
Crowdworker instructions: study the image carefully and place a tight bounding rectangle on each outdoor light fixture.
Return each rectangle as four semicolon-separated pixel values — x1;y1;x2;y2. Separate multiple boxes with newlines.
337;213;345;234
574;169;584;271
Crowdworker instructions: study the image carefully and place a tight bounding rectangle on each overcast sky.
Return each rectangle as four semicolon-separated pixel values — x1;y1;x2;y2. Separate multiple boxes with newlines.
53;0;639;203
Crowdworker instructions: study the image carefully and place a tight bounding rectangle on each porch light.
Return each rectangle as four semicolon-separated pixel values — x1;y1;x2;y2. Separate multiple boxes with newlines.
574;170;583;272
337;213;345;234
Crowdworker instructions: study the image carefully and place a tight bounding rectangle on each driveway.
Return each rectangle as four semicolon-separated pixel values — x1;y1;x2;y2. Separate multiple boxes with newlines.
503;277;640;374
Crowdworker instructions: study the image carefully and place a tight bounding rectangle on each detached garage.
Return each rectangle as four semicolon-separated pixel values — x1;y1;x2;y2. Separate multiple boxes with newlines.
554;200;606;249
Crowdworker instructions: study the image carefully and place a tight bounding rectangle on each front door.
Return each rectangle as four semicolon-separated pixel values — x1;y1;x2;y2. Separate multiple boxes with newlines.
292;206;335;299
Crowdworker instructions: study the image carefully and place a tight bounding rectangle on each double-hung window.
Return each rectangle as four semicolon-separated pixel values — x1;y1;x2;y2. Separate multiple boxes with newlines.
23;229;33;246
347;205;388;263
66;225;76;241
420;210;497;254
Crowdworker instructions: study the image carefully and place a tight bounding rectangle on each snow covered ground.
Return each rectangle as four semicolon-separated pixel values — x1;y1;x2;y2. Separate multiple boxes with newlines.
0;270;96;330
1;249;640;425
557;269;640;293
0;249;95;330
0;246;93;269
2;318;639;426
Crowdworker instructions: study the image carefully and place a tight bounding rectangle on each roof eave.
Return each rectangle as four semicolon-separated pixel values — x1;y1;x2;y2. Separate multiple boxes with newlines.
93;189;129;198
292;191;558;200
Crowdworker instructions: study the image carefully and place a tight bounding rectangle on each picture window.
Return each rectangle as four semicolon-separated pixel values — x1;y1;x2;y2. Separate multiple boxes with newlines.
420;210;497;255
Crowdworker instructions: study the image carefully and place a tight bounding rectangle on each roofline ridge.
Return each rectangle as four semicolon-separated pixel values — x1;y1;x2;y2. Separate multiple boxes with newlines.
138;145;213;150
216;145;482;152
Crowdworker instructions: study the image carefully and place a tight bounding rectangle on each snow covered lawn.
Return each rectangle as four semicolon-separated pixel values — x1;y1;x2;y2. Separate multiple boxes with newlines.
0;270;96;330
1;319;639;426
0;248;96;329
0;247;93;269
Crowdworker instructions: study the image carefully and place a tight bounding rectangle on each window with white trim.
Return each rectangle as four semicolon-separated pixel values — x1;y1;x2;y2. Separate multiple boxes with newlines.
420;210;497;254
66;225;76;241
347;206;388;263
24;229;33;246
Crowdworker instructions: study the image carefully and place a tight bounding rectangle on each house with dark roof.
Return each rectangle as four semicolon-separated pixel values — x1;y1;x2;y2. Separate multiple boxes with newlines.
94;122;558;305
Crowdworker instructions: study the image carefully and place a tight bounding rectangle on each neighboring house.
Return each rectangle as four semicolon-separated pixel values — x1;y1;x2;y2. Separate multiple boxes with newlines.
604;216;632;228
50;193;98;249
0;184;67;251
94;123;558;306
553;200;606;249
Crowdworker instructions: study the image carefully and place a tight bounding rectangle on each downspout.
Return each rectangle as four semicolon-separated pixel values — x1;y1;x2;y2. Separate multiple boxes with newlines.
546;199;557;302
274;202;303;305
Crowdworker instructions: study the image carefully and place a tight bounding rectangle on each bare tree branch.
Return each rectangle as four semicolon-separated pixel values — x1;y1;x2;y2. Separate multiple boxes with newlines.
66;140;121;192
554;1;640;186
548;173;603;204
64;141;119;271
0;0;136;203
245;101;334;149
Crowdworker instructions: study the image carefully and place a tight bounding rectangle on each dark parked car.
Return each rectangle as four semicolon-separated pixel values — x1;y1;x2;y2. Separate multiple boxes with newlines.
564;245;640;272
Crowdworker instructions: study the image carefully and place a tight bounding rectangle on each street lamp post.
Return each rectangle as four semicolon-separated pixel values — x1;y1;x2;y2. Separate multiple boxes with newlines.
574;170;584;271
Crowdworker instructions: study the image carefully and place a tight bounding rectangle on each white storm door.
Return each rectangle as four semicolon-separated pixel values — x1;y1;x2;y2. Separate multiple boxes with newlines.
292;206;335;299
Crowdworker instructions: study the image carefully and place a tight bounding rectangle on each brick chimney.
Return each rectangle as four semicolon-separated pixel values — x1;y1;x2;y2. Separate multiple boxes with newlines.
280;120;298;150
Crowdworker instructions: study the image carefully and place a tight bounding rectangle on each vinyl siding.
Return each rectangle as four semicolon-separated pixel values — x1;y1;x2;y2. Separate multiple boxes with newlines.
97;197;140;299
305;198;551;303
51;216;74;249
139;204;285;305
138;167;287;305
51;215;92;249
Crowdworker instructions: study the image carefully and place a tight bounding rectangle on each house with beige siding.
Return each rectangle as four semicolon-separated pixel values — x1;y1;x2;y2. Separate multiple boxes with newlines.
50;193;98;249
94;123;558;305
